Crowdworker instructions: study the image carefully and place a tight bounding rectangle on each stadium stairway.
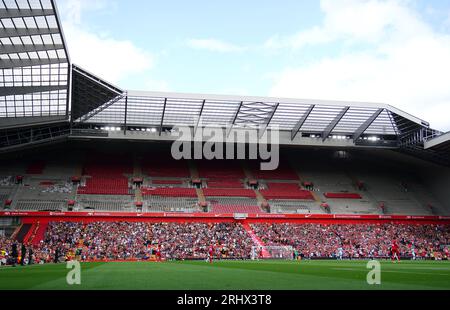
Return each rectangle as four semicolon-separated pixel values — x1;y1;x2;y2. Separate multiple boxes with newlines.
135;187;143;205
133;154;142;177
242;223;271;258
14;224;32;243
22;223;38;244
188;161;200;179
32;222;48;245
10;223;23;240
188;161;206;203
241;162;254;180
240;162;266;205
196;188;206;204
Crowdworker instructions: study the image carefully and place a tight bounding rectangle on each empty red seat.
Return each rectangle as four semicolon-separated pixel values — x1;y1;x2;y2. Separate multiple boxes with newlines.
266;182;299;190
260;189;314;200
203;188;256;198
141;188;197;197
77;177;130;195
210;205;263;214
324;193;362;199
152;180;183;185
207;180;244;188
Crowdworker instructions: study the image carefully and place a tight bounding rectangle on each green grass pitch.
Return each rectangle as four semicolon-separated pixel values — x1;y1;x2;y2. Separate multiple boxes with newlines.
1;260;449;290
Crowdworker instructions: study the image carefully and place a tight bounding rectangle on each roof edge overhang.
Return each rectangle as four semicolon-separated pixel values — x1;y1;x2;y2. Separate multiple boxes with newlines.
127;90;429;129
425;131;450;150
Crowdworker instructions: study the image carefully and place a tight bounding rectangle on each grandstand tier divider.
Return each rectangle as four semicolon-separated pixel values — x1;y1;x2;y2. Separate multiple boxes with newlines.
14;224;32;243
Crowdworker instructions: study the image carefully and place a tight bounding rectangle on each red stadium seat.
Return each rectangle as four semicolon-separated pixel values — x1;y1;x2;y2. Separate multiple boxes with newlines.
207;180;244;188
260;183;314;200
324;193;362;199
203;188;256;198
210;205;263;214
141;187;198;198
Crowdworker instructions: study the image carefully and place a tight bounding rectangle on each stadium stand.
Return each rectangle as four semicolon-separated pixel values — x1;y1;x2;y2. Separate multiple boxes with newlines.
1;221;449;264
252;223;450;259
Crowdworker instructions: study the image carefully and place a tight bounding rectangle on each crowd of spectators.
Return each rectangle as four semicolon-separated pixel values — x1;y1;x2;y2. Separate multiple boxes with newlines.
1;222;449;265
0;176;13;187
1;222;254;264
251;223;450;259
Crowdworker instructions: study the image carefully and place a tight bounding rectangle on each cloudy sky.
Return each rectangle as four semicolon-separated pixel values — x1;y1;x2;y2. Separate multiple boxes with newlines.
57;0;450;131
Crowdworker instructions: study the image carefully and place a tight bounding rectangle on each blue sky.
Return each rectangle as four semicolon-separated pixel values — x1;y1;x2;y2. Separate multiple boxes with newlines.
57;0;450;131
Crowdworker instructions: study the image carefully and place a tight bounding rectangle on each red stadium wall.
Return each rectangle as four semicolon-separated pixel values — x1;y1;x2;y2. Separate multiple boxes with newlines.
1;211;449;225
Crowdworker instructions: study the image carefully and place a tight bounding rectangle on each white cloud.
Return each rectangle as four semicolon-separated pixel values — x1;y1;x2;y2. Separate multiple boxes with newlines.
58;0;154;85
265;0;429;49
145;79;171;92
187;39;246;53
269;0;450;131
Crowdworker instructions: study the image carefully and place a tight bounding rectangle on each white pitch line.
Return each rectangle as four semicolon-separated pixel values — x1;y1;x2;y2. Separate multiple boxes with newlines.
331;267;450;276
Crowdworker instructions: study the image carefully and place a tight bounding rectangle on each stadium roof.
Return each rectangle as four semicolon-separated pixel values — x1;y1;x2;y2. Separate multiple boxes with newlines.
0;0;448;166
0;0;70;128
79;90;430;141
425;132;450;152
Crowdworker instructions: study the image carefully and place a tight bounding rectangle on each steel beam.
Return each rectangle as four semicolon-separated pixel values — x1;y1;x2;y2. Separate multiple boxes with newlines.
0;44;64;55
194;99;206;137
291;105;315;140
0;58;66;69
322;107;350;141
353;109;384;141
258;103;279;139
0;85;66;97
0;27;60;38
227;101;243;138
0;9;54;19
159;98;167;136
